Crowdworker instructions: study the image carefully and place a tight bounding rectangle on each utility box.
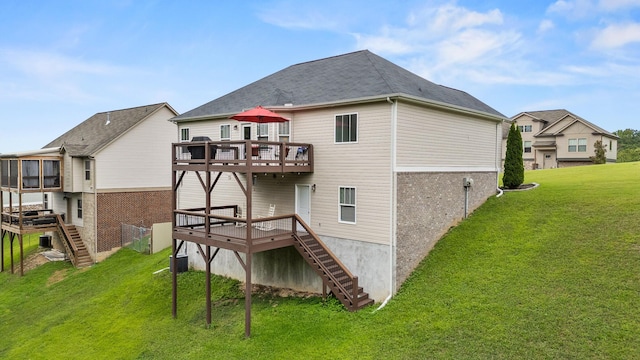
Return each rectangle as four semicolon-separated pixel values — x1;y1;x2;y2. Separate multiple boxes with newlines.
39;235;52;248
169;255;188;273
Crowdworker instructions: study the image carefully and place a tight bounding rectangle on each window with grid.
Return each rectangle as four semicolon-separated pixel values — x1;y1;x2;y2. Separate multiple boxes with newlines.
569;138;587;152
339;187;356;223
220;125;230;140
77;198;83;219
578;138;587;152
180;128;190;142
85;160;91;181
335;114;358;143
278;122;290;142
257;123;269;141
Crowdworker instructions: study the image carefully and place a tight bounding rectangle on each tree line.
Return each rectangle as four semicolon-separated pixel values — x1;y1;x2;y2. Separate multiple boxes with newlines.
614;129;640;162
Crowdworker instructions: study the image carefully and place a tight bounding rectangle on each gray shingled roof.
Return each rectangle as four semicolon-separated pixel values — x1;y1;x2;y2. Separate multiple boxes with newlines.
524;109;617;137
173;50;504;120
44;103;173;156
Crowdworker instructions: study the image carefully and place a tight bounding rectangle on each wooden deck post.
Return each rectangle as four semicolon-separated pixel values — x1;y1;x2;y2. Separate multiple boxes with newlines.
171;238;177;318
206;245;212;326
245;167;253;338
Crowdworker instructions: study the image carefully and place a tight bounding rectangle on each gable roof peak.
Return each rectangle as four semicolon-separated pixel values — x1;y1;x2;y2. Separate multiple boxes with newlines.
43;102;176;156
173;50;504;121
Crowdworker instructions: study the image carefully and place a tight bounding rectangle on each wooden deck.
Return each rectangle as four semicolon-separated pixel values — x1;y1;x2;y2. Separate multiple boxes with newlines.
173;212;303;253
172;140;313;174
1;211;59;235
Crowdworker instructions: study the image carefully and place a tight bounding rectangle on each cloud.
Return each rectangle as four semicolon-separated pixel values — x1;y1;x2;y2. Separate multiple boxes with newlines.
591;22;640;48
547;0;595;17
1;48;123;79
408;4;503;33
538;20;555;33
598;0;640;11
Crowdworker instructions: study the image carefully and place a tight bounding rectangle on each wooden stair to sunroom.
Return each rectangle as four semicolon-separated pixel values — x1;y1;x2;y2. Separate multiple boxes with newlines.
293;233;374;311
58;223;93;268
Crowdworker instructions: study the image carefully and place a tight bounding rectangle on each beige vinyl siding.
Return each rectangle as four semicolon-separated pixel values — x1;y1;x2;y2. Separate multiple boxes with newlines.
71;157;84;193
512;117;536;161
291;103;392;245
94;107;176;190
175;103;393;245
396;102;498;168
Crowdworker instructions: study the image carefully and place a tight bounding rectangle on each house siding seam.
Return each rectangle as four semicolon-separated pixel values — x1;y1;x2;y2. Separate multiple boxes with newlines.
95;190;171;252
395;171;496;284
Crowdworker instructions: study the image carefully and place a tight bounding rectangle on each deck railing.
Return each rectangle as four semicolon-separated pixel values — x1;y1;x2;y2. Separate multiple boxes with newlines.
172;140;313;172
1;209;58;229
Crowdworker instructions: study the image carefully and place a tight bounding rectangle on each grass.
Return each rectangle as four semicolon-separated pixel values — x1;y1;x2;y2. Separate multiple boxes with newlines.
1;162;639;359
2;232;41;271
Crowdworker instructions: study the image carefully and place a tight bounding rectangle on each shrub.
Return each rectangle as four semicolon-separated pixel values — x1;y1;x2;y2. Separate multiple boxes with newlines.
503;122;524;189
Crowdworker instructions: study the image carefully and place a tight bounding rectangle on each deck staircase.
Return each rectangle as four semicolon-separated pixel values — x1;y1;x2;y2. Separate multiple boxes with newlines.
56;215;92;268
292;229;374;311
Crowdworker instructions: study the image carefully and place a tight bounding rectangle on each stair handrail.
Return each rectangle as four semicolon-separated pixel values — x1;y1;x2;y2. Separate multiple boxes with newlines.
292;214;358;307
56;214;79;267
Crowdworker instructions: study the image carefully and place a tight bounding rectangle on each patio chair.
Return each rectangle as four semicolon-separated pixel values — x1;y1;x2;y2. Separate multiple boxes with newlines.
254;204;276;231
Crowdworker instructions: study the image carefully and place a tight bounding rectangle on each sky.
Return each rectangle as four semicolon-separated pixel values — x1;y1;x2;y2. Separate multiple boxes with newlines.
1;0;639;153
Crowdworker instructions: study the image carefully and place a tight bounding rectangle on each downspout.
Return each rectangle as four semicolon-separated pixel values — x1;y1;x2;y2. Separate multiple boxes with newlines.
377;96;396;311
92;157;98;262
495;122;504;198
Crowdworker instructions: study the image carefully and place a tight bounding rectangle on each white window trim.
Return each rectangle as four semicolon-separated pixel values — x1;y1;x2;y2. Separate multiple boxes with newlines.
220;124;231;141
278;122;290;142
334;112;359;144
180;127;190;142
257;123;269;141
338;186;356;224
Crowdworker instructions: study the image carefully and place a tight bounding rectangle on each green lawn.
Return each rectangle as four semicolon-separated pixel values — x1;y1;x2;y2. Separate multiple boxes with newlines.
1;162;639;359
2;233;41;272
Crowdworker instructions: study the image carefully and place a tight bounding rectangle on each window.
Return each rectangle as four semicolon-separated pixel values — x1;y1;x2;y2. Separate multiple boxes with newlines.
339;187;356;223
335;113;358;143
9;160;18;188
180;128;190;142
518;125;532;132
43;194;49;210
43;160;61;188
278;122;290;142
85;160;91;181
220;124;230;140
578;138;587;152
257;123;269;141
609;140;612;151
568;138;587;152
77;199;83;219
22;160;40;189
524;141;532;153
1;160;8;187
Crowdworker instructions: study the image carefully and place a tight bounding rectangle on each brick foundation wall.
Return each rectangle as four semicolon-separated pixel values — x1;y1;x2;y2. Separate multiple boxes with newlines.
396;172;497;285
96;190;171;252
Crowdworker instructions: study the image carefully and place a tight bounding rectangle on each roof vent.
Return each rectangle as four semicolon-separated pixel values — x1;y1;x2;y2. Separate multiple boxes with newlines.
105;112;111;126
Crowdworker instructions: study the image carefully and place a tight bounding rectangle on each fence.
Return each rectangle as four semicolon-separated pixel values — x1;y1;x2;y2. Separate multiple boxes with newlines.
121;223;151;254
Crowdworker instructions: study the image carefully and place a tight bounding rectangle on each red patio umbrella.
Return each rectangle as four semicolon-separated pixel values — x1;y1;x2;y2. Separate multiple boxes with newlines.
230;105;289;123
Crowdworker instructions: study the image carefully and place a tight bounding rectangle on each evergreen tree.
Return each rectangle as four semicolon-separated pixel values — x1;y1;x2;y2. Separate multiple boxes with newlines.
503;123;524;189
590;140;607;164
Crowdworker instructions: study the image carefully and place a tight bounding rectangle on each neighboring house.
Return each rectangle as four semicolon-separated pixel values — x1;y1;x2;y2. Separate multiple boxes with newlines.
505;109;618;170
1;103;178;273
170;49;507;312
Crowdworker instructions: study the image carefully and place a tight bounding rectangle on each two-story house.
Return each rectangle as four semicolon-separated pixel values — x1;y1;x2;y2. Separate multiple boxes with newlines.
506;109;618;170
1;103;178;274
169;49;506;327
